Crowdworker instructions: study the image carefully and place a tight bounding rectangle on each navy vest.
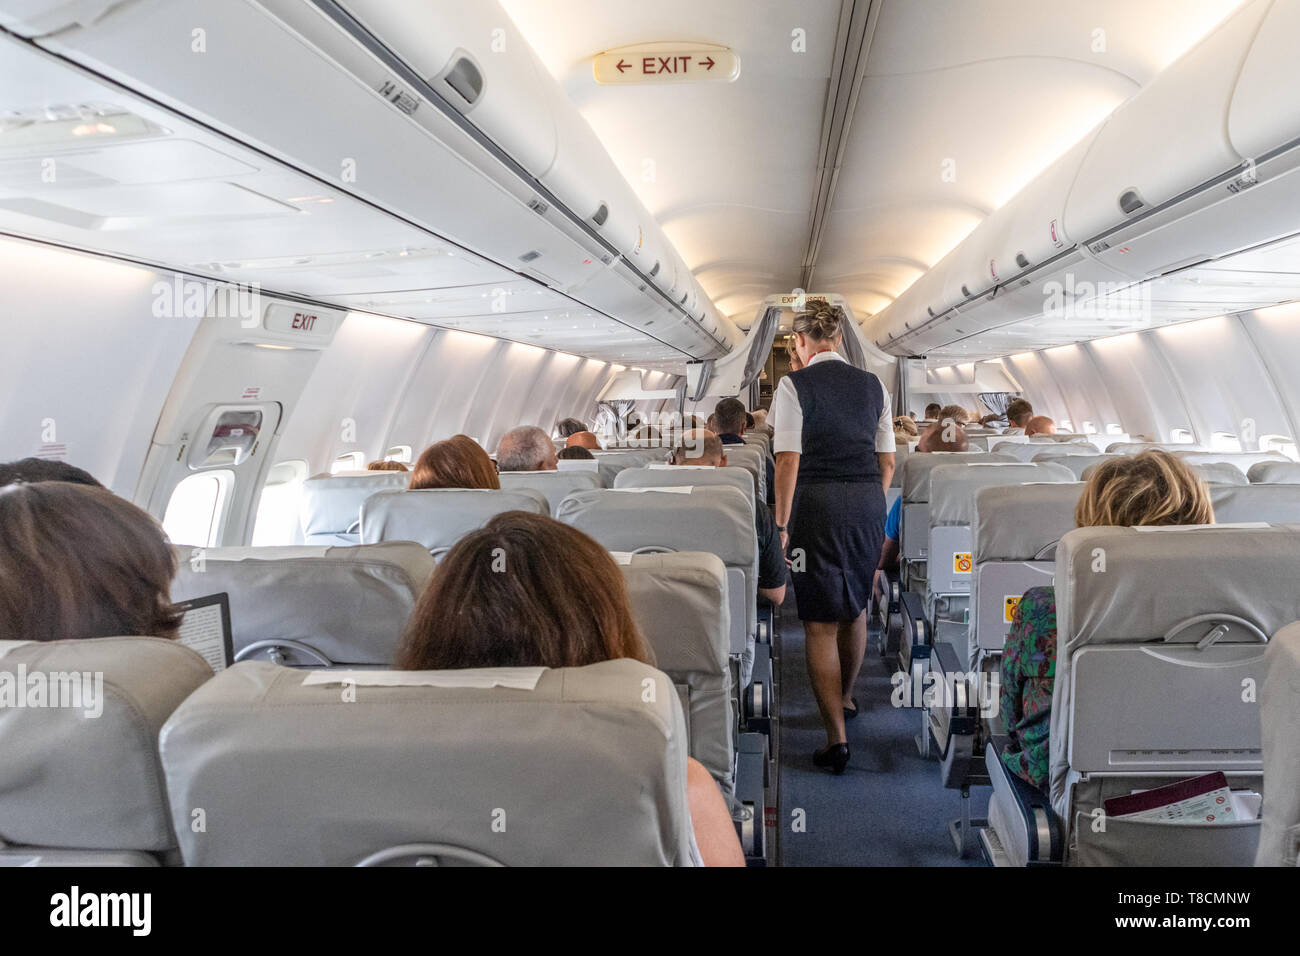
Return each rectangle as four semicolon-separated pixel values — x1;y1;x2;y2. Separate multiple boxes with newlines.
789;358;885;484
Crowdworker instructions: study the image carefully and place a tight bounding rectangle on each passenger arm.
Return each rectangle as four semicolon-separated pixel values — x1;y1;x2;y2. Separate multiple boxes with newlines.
686;757;746;866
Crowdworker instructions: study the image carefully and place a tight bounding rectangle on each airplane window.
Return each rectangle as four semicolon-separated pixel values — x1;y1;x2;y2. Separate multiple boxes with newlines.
1106;423;1124;435
1059;420;1074;431
330;452;367;474
162;470;233;548
1210;432;1242;453
1081;421;1097;434
251;460;309;546
1169;428;1196;444
384;445;413;464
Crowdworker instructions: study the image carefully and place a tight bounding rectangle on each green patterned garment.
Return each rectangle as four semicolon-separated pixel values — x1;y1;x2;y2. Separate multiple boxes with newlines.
999;585;1057;790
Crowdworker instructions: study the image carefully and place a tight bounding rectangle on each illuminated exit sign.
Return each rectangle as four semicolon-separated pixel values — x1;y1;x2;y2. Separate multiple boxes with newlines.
593;46;740;85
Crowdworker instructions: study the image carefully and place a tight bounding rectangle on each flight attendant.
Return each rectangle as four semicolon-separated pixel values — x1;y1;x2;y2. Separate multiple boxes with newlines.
771;305;895;774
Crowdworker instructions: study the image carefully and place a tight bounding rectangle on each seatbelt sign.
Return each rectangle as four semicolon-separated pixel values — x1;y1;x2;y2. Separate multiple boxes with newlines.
953;552;972;574
593;46;740;85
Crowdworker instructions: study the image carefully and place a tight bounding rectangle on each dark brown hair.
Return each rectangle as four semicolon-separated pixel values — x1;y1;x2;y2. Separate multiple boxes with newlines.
366;460;409;472
410;435;500;491
0;482;181;642
1006;398;1034;427
557;446;594;460
396;511;653;670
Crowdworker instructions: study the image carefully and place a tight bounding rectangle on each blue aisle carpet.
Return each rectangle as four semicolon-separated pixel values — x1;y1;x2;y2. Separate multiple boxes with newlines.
773;604;987;866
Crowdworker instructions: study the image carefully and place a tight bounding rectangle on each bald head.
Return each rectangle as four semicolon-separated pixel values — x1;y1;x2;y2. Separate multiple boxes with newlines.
919;417;970;453
671;429;726;467
1025;416;1056;437
565;431;600;450
496;426;557;472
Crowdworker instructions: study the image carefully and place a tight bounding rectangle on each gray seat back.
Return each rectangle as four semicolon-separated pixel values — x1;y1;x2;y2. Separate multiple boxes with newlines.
171;543;435;666
0;638;211;861
927;461;1074;602
1056;454;1118;480
620;552;733;798
590;451;651;486
1106;442;1206;454
615;464;754;513
1258;622;1300;866
498;469;603;515
300;472;410;545
360;488;549;557
557;486;757;645
970;482;1083;655
1248;460;1300;484
1051;525;1300;857
900;452;1016;564
1191;462;1249;485
159;658;693;866
720;444;766;501
1175;450;1290;475
1209;484;1300;523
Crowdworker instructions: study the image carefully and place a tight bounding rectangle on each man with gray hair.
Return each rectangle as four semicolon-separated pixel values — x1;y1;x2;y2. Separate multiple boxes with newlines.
496;425;558;472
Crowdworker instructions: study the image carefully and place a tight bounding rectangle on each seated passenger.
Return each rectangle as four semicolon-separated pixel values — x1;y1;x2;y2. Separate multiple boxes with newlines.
395;511;745;867
1000;451;1213;790
987;397;1033;433
1024;415;1056;437
366;460;409;472
670;429;785;606
713;397;775;494
892;415;919;444
923;402;942;422
565;430;601;451
557;446;594;461
0;482;181;642
0;457;102;488
554;417;586;439
938;404;969;425
496;426;558;472
410;435;500;490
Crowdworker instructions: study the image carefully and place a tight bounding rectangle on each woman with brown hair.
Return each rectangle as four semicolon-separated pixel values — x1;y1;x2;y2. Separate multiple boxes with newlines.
396;510;744;866
0;481;181;642
1000;450;1215;791
409;435;499;491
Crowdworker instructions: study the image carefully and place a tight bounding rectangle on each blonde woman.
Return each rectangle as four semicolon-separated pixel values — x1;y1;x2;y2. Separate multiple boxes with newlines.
1000;451;1214;790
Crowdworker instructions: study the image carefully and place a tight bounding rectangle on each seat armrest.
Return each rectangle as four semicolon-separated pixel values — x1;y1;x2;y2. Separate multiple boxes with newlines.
984;735;1063;865
899;590;929;648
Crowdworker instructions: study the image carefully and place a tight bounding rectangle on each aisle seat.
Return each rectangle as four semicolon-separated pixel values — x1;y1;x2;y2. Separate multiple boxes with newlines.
982;525;1299;866
159;659;694;866
360;487;548;557
171;543;435;666
0;638;211;866
1175;450;1290;475
1210;483;1300;523
1257;622;1300;866
1248;460;1300;484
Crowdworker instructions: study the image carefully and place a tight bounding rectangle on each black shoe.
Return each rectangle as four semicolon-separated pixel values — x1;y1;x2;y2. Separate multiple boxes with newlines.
813;743;850;775
843;696;859;720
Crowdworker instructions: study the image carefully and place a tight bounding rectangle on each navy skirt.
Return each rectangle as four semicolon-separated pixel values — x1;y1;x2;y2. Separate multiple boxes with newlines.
789;480;886;623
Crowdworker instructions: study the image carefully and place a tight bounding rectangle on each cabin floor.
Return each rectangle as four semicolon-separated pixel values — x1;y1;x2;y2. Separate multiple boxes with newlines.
773;596;987;867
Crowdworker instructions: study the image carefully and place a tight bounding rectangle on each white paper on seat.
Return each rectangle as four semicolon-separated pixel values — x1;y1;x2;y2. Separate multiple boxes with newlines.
608;486;693;494
556;460;599;472
0;641;31;659
302;667;546;690
647;464;714;470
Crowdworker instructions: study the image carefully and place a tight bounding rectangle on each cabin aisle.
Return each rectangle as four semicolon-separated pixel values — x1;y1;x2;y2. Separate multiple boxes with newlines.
774;600;986;866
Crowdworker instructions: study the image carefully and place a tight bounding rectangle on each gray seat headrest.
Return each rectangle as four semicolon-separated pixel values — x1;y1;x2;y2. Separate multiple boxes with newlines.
1058;454;1118;480
615;465;752;509
300;472;410;543
171;543;435;665
929;462;1075;526
1210;484;1300;523
0;638;211;852
1190;462;1249;485
1257;622;1300;866
497;470;603;514
1248;460;1300;484
973;482;1084;563
1106;442;1206;454
360;488;549;555
901;452;1016;502
1176;450;1290;472
159;658;693;866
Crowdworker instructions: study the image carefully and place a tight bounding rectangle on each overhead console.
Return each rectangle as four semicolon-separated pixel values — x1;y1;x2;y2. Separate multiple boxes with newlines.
0;0;737;362
867;0;1300;359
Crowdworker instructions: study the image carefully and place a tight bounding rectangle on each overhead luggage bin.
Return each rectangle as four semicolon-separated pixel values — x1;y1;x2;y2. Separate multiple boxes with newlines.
1229;0;1300;161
